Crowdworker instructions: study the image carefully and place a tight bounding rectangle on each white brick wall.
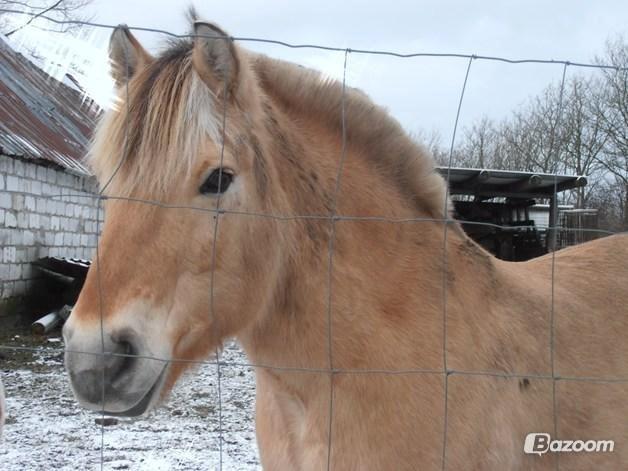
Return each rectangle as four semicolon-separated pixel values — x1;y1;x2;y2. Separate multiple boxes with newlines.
0;154;102;300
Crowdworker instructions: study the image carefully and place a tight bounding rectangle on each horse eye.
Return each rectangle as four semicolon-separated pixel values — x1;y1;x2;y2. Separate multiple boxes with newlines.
200;168;233;195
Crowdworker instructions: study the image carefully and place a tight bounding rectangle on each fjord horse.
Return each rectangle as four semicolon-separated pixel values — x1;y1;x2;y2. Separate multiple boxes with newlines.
64;17;628;470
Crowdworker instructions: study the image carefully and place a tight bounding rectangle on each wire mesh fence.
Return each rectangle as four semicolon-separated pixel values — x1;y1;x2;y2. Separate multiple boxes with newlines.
0;7;627;470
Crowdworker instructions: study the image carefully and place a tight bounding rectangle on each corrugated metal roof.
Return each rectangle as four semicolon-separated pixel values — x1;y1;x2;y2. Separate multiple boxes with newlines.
436;167;587;199
0;37;100;175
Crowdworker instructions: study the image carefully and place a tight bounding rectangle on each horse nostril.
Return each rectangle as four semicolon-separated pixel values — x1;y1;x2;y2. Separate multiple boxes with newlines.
107;337;137;384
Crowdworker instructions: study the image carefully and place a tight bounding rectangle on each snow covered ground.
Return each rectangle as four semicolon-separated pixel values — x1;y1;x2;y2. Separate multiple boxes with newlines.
0;338;260;470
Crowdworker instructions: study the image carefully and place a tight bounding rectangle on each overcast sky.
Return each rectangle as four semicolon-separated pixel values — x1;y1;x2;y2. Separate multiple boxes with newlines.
8;0;628;143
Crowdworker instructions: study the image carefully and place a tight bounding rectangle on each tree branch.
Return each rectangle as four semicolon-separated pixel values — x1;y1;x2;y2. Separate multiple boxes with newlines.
6;0;64;36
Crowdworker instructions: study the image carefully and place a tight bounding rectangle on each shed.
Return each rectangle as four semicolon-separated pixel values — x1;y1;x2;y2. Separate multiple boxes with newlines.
435;167;591;260
0;36;102;307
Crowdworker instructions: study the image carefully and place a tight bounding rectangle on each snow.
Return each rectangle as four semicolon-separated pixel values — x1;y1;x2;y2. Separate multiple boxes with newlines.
0;341;260;470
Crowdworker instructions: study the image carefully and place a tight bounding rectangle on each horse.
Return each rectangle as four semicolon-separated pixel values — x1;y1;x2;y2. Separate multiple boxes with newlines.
63;15;628;470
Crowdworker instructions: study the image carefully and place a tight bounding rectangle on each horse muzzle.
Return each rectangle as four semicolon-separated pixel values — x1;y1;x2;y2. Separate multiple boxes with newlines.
64;324;168;417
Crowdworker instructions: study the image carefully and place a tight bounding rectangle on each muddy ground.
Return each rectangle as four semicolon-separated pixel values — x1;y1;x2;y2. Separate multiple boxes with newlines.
0;324;260;470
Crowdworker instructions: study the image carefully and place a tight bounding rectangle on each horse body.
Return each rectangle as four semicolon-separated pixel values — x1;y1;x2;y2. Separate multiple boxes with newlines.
63;15;628;470
243;216;628;470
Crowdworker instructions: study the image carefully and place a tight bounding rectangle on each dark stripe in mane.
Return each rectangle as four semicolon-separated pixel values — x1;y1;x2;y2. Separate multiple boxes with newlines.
123;41;193;172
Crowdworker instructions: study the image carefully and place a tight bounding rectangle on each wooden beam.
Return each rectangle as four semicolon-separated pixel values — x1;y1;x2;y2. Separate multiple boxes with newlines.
548;194;558;252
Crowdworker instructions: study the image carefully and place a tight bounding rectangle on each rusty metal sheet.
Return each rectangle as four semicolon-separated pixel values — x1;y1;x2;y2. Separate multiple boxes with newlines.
0;38;100;174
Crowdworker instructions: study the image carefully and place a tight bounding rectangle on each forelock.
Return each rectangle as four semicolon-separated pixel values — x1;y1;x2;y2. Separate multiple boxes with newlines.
89;41;224;197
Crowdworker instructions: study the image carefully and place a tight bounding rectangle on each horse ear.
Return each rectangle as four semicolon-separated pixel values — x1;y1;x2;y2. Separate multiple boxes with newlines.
192;22;240;96
109;25;152;88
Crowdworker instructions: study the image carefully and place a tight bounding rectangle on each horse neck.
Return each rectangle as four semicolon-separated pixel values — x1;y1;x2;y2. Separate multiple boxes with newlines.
237;97;503;392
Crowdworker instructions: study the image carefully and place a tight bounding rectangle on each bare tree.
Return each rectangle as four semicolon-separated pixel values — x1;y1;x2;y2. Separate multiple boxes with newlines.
458;84;571;174
558;76;607;207
0;0;92;36
587;175;628;231
458;116;498;168
593;37;628;228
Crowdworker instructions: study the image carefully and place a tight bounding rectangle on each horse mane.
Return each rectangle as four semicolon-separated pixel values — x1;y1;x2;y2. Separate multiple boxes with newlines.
252;55;449;218
90;29;448;218
89;38;223;197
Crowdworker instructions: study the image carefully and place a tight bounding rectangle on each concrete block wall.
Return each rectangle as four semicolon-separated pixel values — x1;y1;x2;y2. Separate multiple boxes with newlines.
0;154;102;300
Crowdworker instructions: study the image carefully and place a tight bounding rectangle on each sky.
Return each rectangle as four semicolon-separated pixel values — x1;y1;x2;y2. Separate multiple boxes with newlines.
4;0;628;144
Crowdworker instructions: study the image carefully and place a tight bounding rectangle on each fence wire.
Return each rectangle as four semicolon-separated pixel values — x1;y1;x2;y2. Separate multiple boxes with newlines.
0;9;627;471
548;63;570;471
440;54;474;469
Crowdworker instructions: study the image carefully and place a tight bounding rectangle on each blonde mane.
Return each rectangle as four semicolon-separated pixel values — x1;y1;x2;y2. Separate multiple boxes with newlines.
89;41;223;197
89;37;447;217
